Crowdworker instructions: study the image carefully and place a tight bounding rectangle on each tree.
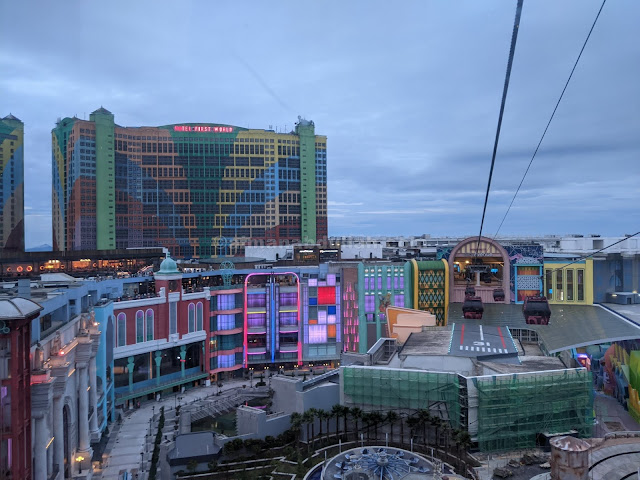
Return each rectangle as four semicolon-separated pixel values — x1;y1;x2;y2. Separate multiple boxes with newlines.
386;411;399;445
302;410;315;450
369;411;384;440
361;412;372;440
350;407;363;442
331;405;343;439
290;412;303;452
455;429;472;457
187;459;198;473
417;409;432;445
316;409;327;441
406;416;419;442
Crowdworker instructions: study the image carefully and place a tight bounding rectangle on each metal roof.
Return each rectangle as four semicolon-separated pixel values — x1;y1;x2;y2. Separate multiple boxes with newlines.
449;302;640;354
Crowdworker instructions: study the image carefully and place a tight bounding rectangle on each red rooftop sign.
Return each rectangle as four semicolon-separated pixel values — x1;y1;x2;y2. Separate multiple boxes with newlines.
173;125;233;133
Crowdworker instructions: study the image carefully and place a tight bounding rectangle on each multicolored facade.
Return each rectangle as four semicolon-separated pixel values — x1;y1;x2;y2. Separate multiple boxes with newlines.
0;115;24;252
408;259;449;326
544;258;594;305
52;108;327;257
356;262;411;352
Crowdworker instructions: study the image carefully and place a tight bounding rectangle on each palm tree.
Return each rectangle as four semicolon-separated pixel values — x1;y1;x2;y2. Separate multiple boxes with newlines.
290;412;303;452
369;411;384;441
406;415;419;441
361;412;372;440
417;409;432;445
317;409;327;441
455;429;473;459
350;407;363;441
308;408;318;445
331;405;342;439
386;411;399;445
430;416;442;447
302;410;315;448
340;405;350;440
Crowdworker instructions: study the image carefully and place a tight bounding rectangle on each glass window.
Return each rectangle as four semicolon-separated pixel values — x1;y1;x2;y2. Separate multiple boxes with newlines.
169;302;177;334
117;313;126;347
377;277;382;290
217;314;236;330
136;311;144;343
566;270;574;301
556;270;564;301
196;302;203;331
545;270;553;299
308;325;327;344
217;353;235;368
188;303;195;333
577;269;585;301
145;309;154;341
386;277;392;290
394;294;404;306
365;295;375;313
399;276;404;289
217;294;235;310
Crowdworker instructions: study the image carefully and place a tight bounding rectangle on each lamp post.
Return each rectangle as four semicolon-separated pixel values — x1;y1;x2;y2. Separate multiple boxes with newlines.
76;456;85;475
141;452;144;471
249;368;254;388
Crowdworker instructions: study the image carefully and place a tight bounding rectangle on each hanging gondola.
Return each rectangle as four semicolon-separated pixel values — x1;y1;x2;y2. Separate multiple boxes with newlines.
493;288;505;302
462;296;484;319
523;296;551;325
465;286;476;298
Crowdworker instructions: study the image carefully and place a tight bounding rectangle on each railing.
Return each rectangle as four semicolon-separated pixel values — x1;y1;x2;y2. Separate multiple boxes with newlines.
48;463;60;480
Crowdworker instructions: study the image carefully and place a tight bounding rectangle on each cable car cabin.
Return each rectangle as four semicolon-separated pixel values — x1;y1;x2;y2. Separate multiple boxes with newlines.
523;296;551;325
462;296;484;319
465;286;476;298
493;288;505;302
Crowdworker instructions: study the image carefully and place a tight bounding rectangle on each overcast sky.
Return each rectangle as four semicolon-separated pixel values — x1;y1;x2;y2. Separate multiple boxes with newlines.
2;0;639;248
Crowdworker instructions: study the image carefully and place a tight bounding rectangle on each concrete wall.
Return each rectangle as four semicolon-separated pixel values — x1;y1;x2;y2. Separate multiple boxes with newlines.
271;376;340;415
236;406;292;439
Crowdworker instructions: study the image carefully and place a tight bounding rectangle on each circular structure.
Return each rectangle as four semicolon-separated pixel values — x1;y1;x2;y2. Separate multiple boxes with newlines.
322;447;466;480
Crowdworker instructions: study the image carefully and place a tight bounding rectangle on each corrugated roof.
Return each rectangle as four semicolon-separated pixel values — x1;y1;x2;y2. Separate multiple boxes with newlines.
449;303;640;353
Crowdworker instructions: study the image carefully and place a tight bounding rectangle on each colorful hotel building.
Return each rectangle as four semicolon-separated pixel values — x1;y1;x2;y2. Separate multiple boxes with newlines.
52;108;327;257
0;114;25;252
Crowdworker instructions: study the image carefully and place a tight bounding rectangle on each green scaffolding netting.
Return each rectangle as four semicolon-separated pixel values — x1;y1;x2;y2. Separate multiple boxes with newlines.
342;367;461;428
475;369;594;452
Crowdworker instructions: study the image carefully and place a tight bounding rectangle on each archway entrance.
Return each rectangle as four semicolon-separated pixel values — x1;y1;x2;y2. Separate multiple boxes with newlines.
448;237;510;304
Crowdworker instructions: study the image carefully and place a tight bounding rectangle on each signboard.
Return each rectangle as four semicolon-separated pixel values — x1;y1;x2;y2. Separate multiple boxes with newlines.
466;265;490;273
173;125;233;133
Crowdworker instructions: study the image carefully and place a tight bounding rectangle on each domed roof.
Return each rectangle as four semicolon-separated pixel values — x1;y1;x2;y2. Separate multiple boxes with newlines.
157;255;180;275
0;297;43;321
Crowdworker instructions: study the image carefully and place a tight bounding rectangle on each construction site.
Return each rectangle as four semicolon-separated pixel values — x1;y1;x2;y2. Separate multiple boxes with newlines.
341;327;595;453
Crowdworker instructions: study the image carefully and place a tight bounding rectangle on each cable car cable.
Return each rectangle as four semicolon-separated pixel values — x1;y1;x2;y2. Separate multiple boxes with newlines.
474;0;524;260
493;0;608;239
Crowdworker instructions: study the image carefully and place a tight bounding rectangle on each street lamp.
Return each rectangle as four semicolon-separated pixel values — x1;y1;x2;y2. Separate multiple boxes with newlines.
76;456;85;474
249;368;254;387
141;452;144;471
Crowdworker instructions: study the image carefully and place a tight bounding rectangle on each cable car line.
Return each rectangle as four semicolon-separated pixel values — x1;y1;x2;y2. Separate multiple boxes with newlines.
493;0;608;239
474;0;524;261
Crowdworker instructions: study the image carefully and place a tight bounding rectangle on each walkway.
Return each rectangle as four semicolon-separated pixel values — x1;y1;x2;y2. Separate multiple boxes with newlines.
95;377;261;480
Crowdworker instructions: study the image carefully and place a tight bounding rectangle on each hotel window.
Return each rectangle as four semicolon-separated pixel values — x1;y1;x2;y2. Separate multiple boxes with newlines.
577;269;585;301
556;270;564;301
217;314;236;330
136;310;144;343
545;270;553;298
364;295;375;313
169;302;177;334
196;302;203;331
117;313;126;347
566;270;574;301
145;309;154;341
188;304;196;333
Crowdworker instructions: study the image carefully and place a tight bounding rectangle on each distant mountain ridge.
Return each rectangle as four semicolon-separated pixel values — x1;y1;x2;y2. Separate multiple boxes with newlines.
26;244;52;252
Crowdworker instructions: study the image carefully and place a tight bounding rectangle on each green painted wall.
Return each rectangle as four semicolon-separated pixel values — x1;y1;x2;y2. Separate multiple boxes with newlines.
297;120;316;243
90;109;115;250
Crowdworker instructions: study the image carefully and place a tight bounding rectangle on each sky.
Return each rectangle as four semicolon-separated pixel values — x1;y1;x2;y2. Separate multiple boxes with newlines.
1;0;639;248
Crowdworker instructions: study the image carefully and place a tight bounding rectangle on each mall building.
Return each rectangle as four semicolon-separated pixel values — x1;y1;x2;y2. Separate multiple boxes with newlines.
52;108;327;257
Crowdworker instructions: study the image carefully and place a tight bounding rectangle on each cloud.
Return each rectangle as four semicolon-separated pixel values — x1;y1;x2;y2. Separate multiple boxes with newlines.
1;0;638;243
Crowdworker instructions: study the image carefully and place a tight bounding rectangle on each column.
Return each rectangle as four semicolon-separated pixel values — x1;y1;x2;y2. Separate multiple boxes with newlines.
89;354;99;435
33;413;47;480
180;345;186;377
127;356;134;392
78;363;90;452
155;351;162;385
52;394;64;477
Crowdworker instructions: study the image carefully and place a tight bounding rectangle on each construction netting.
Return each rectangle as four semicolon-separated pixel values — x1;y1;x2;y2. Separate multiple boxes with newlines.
342;366;461;428
474;368;594;452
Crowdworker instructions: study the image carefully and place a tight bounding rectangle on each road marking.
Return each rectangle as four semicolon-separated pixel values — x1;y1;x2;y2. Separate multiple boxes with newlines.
459;345;463;351
465;346;469;351
497;327;507;349
460;324;465;344
493;348;497;353
479;325;484;341
482;347;485;352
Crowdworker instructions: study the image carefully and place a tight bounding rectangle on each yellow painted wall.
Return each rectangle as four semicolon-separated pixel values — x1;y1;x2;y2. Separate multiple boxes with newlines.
543;258;593;305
